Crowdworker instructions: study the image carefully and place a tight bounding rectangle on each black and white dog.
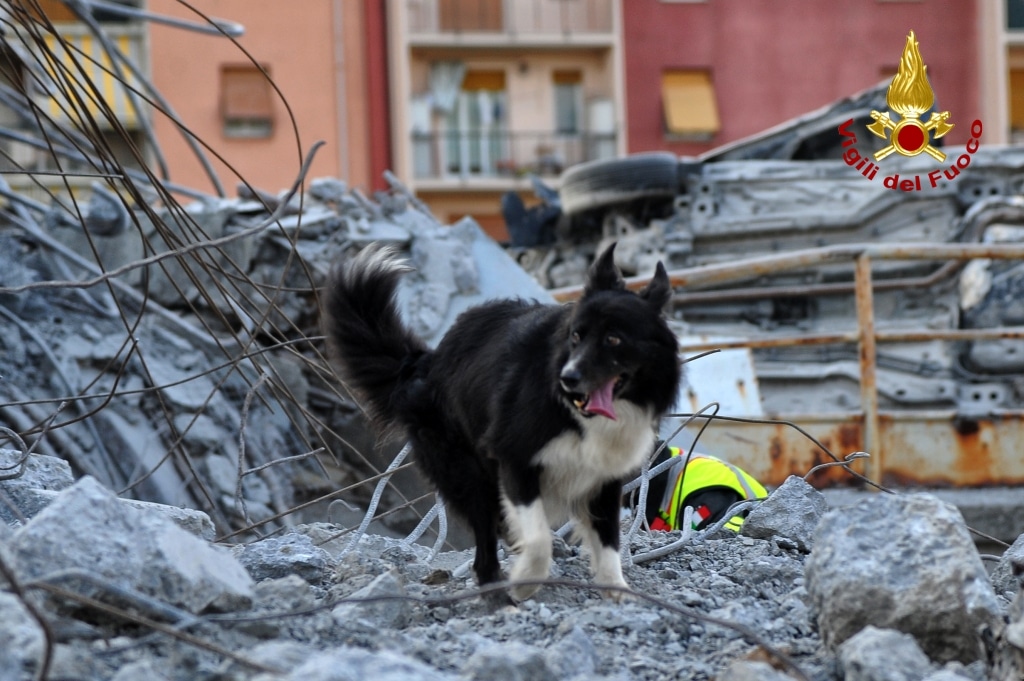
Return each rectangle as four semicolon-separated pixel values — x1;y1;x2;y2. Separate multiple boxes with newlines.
323;243;681;600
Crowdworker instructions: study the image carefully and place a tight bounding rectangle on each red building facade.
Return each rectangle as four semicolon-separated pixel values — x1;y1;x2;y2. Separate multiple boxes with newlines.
622;0;981;157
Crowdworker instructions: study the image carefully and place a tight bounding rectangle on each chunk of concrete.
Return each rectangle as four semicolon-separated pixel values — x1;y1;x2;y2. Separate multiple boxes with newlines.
989;588;1024;681
717;660;799;681
332;569;410;629
275;647;457;681
0;591;45;679
740;474;826;552
4;486;215;540
805;493;1001;664
0;451;76;526
9;476;253;613
544;626;599;680
838;626;935;681
0;450;73;490
990;532;1024;599
232;533;332;583
463;641;557;681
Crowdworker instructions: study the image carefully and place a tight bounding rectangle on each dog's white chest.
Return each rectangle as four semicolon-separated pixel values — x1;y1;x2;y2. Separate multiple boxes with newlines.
534;402;654;519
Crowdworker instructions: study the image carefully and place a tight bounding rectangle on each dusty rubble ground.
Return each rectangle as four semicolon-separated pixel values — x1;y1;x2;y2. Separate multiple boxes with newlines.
0;146;1020;681
1;448;1023;681
0;158;1021;680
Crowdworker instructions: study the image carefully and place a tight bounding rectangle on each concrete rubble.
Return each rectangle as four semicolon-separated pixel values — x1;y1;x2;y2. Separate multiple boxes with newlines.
0;171;551;545
806;492;1003;665
0;173;1021;679
1;442;1023;680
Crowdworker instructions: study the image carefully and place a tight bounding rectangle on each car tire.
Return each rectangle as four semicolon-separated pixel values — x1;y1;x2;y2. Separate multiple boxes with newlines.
558;152;681;217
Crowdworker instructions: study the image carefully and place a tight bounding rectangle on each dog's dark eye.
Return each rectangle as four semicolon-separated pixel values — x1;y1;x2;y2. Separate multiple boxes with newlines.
606;334;621;347
570;331;581;346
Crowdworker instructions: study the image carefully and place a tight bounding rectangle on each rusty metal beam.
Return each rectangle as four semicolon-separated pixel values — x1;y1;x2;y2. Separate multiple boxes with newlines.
854;253;881;484
551;241;1024;301
677;326;1024;354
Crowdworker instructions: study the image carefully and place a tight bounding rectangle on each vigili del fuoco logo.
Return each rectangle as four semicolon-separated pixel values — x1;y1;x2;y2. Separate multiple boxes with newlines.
837;30;983;191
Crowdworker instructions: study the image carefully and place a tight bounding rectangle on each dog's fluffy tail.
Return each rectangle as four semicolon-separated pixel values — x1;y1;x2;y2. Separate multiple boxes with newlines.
322;245;428;436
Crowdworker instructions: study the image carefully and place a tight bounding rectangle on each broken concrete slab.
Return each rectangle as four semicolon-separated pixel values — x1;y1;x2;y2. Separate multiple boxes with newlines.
3;486;215;539
805;492;1001;664
8;476;253;613
396;217;552;348
145;356;220;412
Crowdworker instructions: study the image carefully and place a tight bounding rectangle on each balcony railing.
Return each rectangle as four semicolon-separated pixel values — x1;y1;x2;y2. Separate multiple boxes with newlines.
25;23;149;130
412;130;616;180
406;0;614;37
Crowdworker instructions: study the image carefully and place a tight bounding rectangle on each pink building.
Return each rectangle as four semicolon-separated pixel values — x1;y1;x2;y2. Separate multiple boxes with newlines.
622;0;986;158
147;0;390;197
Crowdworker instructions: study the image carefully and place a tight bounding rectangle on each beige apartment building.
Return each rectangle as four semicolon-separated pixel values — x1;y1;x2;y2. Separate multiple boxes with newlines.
385;0;626;239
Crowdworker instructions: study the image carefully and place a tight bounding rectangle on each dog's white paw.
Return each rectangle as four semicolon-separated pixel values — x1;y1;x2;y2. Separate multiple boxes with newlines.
591;545;631;601
509;542;552;602
509;581;541;602
600;580;633;603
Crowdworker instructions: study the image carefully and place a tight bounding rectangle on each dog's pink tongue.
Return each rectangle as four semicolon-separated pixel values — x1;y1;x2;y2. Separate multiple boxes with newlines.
585;379;617;420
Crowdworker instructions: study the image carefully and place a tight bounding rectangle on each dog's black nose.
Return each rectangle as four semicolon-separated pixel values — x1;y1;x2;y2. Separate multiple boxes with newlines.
560;367;581;391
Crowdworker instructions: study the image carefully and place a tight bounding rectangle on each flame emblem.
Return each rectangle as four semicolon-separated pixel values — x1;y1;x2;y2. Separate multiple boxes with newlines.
867;31;954;161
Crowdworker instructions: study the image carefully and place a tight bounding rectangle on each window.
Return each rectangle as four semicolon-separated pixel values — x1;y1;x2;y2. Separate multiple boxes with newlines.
39;31;146;129
220;64;274;139
1009;48;1024;143
1009;0;1024;29
443;69;507;177
1010;70;1024;143
439;0;503;31
661;69;719;140
553;70;582;134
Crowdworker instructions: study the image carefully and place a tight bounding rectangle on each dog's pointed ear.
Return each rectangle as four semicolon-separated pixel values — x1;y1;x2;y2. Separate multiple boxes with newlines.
640;262;672;311
585;242;625;294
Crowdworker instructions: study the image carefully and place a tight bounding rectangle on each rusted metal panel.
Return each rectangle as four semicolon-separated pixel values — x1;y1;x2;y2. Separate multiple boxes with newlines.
880;413;1024;487
681;412;1024;489
676;416;867;488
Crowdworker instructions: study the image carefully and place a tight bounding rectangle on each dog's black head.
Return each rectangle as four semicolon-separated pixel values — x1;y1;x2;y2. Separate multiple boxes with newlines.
557;243;681;420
